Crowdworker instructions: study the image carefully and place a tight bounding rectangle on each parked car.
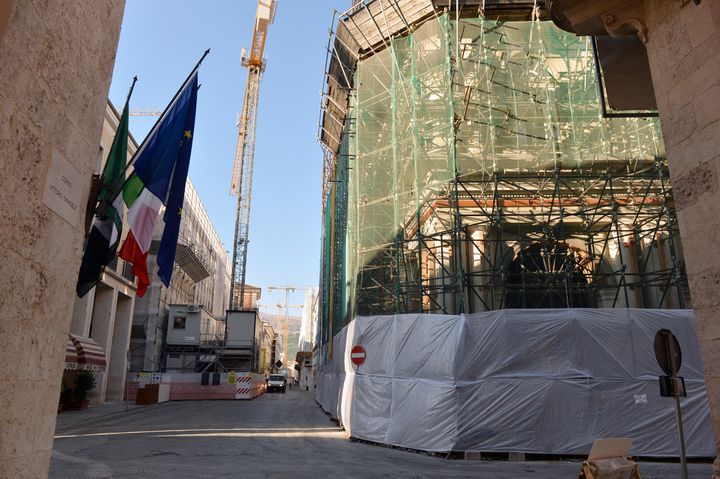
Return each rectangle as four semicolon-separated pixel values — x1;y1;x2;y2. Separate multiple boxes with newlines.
266;374;286;393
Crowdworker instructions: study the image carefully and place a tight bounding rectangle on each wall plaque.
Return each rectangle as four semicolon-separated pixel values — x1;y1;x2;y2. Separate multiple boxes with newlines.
42;149;83;227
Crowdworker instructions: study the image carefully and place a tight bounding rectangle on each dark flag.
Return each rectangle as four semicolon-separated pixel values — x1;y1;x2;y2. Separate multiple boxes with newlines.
76;85;133;298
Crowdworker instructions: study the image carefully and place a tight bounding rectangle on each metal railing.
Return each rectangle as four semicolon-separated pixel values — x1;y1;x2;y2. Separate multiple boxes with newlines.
199;335;255;350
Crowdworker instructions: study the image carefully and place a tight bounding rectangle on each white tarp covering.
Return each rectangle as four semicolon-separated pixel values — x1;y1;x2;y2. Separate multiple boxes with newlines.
316;309;715;456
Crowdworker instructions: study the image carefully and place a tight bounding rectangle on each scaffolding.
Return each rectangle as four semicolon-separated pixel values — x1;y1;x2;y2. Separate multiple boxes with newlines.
319;9;689;345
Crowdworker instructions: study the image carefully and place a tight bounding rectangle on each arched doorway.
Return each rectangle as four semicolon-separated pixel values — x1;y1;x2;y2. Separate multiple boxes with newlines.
505;242;595;308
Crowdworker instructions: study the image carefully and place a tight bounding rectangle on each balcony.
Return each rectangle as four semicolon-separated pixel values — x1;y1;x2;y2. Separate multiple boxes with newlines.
175;244;211;283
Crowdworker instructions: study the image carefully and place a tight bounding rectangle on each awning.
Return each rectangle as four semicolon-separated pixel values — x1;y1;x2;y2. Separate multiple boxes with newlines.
65;334;106;370
65;337;78;364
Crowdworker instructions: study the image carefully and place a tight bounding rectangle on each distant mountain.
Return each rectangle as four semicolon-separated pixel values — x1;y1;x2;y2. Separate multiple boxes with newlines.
259;312;301;332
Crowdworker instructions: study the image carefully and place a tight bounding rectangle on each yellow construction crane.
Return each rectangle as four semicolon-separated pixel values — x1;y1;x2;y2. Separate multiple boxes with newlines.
229;0;278;310
274;303;303;364
129;109;161;117
267;285;312;365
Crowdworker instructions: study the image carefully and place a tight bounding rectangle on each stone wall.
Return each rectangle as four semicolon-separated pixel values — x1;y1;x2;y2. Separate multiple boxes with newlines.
643;0;720;465
0;1;124;476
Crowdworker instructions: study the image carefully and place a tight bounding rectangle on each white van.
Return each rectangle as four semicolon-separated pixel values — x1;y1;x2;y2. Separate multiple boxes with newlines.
266;374;286;393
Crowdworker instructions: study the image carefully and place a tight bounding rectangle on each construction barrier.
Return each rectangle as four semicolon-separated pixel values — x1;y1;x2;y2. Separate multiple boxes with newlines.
317;309;715;457
234;372;267;399
126;372;265;401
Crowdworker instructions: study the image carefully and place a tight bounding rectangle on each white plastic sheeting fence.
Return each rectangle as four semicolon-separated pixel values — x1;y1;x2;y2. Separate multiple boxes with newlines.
316;309;715;456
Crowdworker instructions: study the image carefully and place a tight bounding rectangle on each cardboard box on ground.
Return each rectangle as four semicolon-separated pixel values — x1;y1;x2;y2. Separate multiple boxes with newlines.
578;438;640;479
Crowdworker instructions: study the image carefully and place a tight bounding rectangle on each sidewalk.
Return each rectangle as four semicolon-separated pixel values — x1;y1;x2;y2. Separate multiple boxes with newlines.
55;401;162;433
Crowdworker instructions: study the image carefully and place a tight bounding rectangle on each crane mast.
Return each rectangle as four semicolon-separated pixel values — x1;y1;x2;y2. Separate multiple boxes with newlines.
274;303;303;365
267;285;311;365
230;0;277;310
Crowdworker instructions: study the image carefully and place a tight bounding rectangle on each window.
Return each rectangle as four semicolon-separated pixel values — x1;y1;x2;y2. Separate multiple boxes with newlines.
173;316;186;330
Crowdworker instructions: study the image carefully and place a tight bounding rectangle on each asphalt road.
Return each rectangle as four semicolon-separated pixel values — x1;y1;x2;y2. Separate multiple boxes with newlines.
51;388;713;478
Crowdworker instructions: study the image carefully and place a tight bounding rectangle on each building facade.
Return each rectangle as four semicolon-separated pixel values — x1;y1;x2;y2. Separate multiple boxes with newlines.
299;287;319;353
232;282;262;309
258;321;276;375
130;178;232;372
69;101;138;404
315;0;717;461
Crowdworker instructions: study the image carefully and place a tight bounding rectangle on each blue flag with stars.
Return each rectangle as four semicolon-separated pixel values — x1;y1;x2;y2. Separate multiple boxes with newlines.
155;73;198;287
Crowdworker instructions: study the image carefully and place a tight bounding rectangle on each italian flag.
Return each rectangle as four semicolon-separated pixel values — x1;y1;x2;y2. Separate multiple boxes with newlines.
117;176;162;296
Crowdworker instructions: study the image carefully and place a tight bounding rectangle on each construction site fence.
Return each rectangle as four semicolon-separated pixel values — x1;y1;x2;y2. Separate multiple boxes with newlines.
316;309;714;456
126;372;266;401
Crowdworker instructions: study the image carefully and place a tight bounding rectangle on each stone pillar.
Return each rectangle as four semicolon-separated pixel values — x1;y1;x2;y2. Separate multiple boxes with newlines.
0;0;13;42
641;1;720;473
0;1;124;476
70;289;96;336
89;285;118;404
106;292;134;401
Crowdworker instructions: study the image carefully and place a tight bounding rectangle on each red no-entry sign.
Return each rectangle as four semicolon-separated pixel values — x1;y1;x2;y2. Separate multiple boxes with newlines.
350;345;366;366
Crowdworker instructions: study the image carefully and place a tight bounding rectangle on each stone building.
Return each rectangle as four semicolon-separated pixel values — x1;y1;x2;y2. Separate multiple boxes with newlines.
129;178;232;372
320;3;687;335
258;320;276;375
68;101;138;405
0;1;124;475
298;287;319;353
232;281;262;309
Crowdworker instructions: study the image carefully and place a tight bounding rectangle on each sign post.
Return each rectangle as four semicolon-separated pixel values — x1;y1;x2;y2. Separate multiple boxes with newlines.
654;329;688;479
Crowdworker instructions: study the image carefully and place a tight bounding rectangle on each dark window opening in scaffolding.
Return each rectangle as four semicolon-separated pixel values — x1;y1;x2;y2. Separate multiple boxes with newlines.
505;242;595;309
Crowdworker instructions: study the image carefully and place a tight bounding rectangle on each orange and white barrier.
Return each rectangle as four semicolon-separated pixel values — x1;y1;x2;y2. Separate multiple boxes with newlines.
234;372;266;399
234;374;252;399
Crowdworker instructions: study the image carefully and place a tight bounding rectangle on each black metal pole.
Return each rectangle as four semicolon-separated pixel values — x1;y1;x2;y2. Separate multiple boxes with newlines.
668;335;689;479
126;76;138;106
673;392;689;479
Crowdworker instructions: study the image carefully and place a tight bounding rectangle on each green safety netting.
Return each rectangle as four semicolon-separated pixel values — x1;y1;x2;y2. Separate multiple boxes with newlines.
320;15;685;338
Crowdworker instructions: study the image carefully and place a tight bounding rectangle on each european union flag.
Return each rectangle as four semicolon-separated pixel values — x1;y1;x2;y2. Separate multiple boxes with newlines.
155;74;198;287
118;53;208;297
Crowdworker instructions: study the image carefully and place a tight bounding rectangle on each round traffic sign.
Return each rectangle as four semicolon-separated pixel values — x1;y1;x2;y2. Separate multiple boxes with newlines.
654;329;682;376
350;345;366;366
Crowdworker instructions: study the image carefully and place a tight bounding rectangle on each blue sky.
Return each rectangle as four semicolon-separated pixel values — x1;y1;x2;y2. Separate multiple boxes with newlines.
109;1;347;309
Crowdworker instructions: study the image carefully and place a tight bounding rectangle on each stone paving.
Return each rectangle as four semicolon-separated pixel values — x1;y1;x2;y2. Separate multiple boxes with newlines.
51;389;713;478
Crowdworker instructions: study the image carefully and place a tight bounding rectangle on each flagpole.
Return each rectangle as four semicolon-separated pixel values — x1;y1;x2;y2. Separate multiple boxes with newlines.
126;76;138;108
98;49;210;214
